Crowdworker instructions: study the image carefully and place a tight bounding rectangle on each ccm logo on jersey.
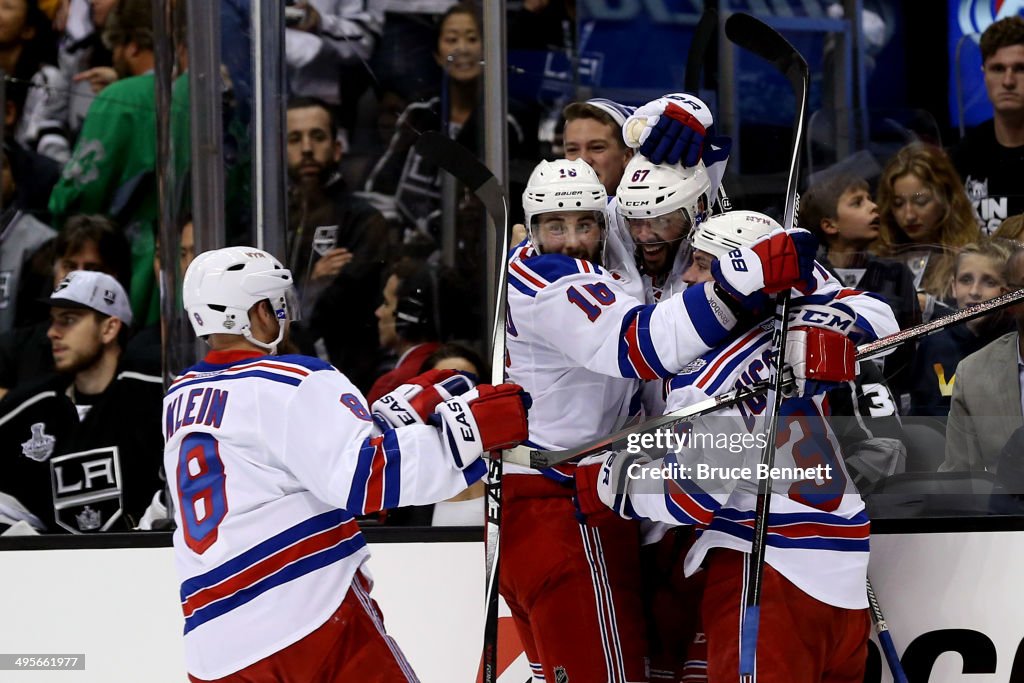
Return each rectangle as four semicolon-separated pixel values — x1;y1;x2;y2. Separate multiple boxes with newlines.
789;308;854;332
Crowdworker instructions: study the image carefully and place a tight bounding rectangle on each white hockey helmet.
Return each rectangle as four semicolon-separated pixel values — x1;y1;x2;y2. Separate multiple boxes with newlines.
183;246;295;354
616;155;711;226
691;210;781;258
523;158;607;252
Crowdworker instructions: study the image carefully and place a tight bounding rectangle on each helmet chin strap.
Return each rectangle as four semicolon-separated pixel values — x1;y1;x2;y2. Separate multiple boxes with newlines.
242;318;285;355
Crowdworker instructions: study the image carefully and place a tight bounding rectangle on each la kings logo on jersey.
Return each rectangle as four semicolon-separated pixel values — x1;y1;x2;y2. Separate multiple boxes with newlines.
312;225;339;256
49;446;123;533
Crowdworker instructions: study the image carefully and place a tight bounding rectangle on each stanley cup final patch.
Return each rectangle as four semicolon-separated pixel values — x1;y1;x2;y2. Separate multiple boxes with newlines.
312;225;339;256
21;423;56;462
49;446;124;533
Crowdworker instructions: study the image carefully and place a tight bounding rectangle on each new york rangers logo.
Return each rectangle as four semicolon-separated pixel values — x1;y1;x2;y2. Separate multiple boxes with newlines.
959;0;1024;41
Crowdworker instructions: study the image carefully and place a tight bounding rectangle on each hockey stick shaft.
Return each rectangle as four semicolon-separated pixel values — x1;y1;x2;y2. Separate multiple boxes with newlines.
507;282;1024;468
722;13;809;680
867;578;909;683
412;132;509;683
684;7;718;93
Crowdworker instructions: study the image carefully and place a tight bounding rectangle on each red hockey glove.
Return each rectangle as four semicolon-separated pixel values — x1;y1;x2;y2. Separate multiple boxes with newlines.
433;383;532;470
785;303;858;397
371;369;476;430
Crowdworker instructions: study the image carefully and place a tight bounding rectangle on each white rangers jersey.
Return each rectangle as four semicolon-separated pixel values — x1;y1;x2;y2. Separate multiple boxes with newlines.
627;279;899;609
163;349;483;679
505;245;743;481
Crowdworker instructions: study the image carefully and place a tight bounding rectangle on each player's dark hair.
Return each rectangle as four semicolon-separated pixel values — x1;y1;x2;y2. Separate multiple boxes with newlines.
393;261;442;343
419;342;487;378
800;174;870;243
103;0;154;52
980;16;1024;63
55;215;132;291
287;96;339;141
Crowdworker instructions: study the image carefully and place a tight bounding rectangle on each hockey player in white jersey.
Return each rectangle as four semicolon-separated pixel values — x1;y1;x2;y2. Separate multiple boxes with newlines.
576;211;899;683
501;159;819;682
164;246;530;682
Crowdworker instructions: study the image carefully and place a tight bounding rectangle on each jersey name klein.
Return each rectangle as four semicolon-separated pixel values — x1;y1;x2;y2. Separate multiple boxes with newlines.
165;387;229;440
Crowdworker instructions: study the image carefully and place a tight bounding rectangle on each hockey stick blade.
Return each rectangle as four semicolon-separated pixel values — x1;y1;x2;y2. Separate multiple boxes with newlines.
413;131;509;683
508;283;1024;468
684;7;718;93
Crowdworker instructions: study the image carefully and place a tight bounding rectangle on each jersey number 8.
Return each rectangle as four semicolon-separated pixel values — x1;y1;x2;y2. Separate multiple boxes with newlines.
177;433;229;554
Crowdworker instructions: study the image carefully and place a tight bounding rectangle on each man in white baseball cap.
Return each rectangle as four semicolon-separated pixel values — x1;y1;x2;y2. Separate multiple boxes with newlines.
45;270;133;379
0;269;163;534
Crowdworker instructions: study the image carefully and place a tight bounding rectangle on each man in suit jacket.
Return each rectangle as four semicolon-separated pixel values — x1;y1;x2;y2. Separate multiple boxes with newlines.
942;247;1024;471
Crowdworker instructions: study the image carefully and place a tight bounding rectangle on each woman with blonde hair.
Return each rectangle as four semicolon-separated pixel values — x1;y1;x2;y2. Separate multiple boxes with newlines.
875;142;981;319
993;214;1024;243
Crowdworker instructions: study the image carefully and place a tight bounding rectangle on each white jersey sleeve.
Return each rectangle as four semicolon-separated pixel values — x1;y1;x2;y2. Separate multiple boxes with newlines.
508;251;740;380
281;369;484;515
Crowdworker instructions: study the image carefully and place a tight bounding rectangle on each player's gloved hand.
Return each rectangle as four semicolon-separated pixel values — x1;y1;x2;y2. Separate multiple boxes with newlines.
784;303;858;397
623;94;714;166
371;369;476;430
711;228;818;307
574;451;649;524
432;383;532;469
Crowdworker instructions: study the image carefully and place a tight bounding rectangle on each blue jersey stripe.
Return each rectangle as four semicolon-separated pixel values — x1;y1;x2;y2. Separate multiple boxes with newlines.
702;331;773;396
180;509;352;599
636;307;671;377
168;370;302;398
346;437;377;512
682;285;731;348
382;431;402;509
709;517;869;552
508;272;538;298
617;304;647;378
183;533;367;634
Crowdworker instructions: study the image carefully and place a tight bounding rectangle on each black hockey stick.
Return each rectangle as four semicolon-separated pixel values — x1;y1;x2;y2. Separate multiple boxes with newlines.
413;131;510;683
722;13;809;681
684;7;718;93
867;577;910;683
506;282;1024;469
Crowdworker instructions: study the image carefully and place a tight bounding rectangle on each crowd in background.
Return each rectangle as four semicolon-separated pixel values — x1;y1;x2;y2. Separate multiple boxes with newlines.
1;0;1024;533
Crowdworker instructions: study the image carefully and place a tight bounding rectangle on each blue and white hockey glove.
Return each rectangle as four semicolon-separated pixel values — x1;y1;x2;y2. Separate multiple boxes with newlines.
574;451;649;523
623;94;713;166
371;369;476;431
785;303;858;397
711;228;819;307
433;384;532;470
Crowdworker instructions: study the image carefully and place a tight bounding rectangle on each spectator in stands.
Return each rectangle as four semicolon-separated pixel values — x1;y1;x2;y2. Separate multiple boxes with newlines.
875;142;980;321
57;0;116;134
0;0;70;162
994;213;1024;243
0;270;163;533
285;96;388;391
0;148;57;331
363;4;533;239
910;238;1014;416
48;0;189;329
802;172;920;398
285;1;383;108
562;99;635;198
952;16;1024;235
0;214;130;400
368;259;451;404
942;244;1024;472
